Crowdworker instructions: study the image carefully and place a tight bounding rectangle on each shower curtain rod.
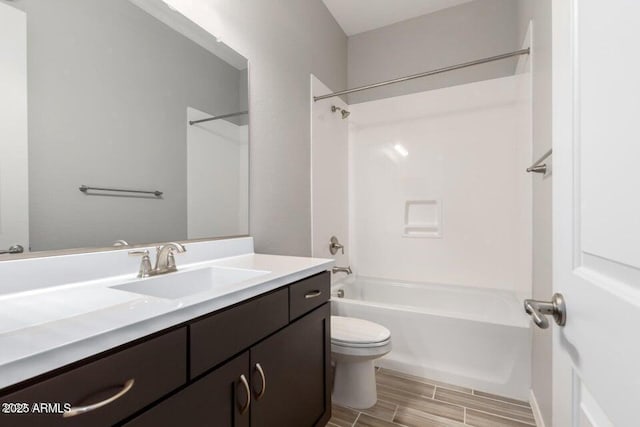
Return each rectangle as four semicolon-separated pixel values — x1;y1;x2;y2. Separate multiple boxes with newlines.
313;48;530;102
189;110;248;126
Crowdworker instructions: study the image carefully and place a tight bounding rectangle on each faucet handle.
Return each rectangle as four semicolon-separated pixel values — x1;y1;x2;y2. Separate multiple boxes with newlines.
329;236;345;255
129;249;153;278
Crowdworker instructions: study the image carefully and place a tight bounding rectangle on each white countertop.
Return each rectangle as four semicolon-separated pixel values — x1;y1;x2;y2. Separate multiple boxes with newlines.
0;241;333;390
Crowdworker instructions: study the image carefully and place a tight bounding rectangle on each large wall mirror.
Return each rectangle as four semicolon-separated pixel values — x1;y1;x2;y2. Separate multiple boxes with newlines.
0;0;249;256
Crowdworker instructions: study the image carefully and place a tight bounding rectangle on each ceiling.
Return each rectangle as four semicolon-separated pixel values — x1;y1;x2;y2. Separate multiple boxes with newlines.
322;0;474;36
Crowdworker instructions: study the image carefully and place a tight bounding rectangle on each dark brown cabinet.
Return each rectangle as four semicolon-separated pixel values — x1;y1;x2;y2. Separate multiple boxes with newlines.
190;287;289;378
0;328;187;427
124;352;251;427
126;303;330;427
0;271;331;427
288;272;330;321
250;303;330;427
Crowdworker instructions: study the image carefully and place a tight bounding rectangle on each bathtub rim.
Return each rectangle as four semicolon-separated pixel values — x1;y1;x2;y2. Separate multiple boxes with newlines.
332;275;531;329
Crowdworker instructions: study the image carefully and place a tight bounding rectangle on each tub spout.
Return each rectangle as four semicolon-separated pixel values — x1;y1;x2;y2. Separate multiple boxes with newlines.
332;266;352;275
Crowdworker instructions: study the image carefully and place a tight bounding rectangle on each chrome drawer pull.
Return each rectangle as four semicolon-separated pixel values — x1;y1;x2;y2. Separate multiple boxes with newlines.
304;290;322;299
62;378;135;418
254;363;266;400
238;374;251;414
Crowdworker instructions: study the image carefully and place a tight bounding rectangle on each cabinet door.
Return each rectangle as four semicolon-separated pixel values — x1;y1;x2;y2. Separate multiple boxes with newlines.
250;303;330;427
124;352;250;427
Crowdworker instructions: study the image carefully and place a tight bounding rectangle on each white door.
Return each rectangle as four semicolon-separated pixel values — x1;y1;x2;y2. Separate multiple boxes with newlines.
552;0;640;426
0;2;29;255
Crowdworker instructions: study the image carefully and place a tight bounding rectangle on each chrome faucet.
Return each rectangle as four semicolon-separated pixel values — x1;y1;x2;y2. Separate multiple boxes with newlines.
332;266;352;275
154;242;187;275
129;242;186;278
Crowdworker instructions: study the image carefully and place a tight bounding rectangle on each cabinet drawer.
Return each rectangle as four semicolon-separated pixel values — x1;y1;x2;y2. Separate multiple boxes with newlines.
0;328;187;427
289;272;330;321
190;288;288;378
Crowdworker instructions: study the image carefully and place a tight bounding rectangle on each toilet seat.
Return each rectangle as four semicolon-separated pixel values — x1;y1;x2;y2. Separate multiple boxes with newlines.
332;339;391;348
331;316;391;347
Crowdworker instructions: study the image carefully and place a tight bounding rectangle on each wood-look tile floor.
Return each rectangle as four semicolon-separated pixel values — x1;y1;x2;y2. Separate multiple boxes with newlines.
327;368;536;427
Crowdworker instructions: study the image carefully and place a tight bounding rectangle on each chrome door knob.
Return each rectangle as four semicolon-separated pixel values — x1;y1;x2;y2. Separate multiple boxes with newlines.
524;293;567;329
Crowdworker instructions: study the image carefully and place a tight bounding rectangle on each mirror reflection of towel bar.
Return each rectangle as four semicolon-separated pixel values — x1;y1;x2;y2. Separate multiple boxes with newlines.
188;110;248;126
79;185;163;197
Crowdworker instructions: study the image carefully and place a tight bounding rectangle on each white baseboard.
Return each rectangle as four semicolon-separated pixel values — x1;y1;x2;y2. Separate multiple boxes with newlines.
529;389;547;427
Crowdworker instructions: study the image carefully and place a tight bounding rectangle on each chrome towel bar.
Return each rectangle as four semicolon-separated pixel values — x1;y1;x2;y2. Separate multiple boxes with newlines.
79;185;163;197
526;149;552;174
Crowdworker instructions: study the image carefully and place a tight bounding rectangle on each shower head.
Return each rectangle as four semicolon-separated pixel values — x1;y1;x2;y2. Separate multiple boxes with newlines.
331;105;350;119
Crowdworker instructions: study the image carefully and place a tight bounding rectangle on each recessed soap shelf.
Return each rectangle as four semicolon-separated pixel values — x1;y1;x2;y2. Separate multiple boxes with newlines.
403;200;442;238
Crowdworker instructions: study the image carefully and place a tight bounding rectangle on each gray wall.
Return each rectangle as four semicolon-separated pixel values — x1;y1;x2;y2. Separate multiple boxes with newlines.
178;0;348;256
517;1;553;425
347;0;520;104
25;0;247;251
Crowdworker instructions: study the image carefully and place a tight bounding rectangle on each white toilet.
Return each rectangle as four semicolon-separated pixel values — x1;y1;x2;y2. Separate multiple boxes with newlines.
331;316;392;409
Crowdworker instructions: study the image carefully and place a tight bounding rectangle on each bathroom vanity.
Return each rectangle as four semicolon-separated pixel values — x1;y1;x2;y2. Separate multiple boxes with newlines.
0;238;333;426
0;1;334;425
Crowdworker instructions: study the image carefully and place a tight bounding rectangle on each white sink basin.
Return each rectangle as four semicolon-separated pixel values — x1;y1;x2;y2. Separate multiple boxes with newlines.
111;266;270;300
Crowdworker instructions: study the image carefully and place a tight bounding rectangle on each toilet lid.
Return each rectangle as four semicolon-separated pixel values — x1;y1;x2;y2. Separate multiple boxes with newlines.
331;316;391;345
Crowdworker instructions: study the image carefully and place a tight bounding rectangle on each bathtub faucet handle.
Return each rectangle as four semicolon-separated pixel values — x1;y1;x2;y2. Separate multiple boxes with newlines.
523;294;566;329
329;236;345;255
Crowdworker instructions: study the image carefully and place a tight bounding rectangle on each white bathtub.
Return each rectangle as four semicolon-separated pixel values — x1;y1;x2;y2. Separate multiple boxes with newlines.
331;276;531;400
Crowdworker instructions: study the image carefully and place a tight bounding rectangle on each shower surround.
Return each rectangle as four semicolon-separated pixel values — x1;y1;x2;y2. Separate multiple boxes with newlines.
311;73;532;399
348;74;532;296
341;74;533;398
